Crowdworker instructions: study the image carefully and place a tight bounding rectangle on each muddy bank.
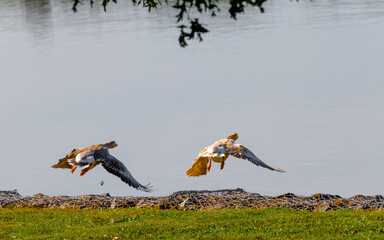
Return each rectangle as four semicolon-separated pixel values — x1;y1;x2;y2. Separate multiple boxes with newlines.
1;189;383;212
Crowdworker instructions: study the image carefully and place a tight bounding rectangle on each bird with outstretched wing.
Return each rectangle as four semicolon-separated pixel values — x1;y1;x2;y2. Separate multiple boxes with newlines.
52;141;152;192
186;133;286;177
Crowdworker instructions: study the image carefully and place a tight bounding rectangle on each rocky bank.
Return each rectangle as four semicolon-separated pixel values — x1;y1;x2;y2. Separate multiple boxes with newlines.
1;189;384;212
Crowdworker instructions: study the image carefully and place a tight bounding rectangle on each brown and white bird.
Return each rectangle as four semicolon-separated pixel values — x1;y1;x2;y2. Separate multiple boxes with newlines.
52;141;152;192
186;133;286;177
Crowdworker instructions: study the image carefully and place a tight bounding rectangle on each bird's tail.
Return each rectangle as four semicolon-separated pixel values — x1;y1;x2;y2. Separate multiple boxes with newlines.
104;141;118;149
226;133;239;141
52;159;72;169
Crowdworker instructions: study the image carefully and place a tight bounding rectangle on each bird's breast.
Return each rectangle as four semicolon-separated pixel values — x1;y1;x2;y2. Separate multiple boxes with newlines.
211;157;225;163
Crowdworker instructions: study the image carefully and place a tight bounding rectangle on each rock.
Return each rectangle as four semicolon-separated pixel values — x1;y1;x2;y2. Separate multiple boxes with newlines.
314;201;331;212
34;193;46;197
352;195;368;201
311;193;341;201
180;196;197;209
373;195;384;201
277;193;298;199
0;190;20;197
110;198;117;209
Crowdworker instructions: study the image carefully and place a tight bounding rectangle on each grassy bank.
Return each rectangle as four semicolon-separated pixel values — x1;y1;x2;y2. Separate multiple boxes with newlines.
1;207;384;239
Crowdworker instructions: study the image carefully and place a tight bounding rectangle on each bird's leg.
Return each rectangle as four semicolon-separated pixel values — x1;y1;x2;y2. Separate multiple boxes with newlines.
70;166;77;174
220;159;225;170
80;162;99;176
207;158;212;172
80;167;90;176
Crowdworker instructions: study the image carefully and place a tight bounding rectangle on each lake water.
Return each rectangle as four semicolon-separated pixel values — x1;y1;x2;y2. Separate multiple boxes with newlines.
1;0;384;197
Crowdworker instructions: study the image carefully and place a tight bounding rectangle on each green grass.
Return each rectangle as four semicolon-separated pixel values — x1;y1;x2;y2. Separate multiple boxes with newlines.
1;207;384;239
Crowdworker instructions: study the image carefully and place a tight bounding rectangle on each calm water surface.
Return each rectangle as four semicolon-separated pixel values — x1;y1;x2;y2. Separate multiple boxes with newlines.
1;0;384;197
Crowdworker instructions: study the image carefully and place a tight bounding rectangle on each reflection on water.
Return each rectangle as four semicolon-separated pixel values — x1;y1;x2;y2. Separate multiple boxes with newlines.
0;0;384;197
23;0;52;28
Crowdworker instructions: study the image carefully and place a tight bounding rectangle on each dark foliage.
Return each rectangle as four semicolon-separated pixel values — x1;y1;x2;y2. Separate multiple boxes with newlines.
72;0;269;47
178;19;209;47
229;0;266;20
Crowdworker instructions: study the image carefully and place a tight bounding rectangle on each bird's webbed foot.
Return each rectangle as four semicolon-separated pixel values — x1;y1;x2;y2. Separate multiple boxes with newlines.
80;167;90;176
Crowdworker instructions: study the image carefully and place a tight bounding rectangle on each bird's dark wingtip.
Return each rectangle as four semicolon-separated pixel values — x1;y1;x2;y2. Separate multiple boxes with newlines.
272;168;286;173
138;184;153;192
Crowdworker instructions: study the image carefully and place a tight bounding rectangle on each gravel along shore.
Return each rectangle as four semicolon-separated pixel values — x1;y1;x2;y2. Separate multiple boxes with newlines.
1;189;384;212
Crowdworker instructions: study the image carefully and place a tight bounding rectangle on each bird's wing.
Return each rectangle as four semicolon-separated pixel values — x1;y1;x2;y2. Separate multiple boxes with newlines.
230;145;286;172
186;156;209;177
101;157;152;192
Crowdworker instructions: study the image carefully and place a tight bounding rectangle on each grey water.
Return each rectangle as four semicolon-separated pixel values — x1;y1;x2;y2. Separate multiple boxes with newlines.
1;0;384;197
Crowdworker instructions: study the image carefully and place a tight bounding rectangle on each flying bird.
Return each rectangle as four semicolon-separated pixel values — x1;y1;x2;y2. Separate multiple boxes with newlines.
186;133;286;177
52;141;152;192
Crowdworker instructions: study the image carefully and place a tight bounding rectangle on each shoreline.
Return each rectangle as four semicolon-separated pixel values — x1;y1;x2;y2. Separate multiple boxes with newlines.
1;189;383;211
